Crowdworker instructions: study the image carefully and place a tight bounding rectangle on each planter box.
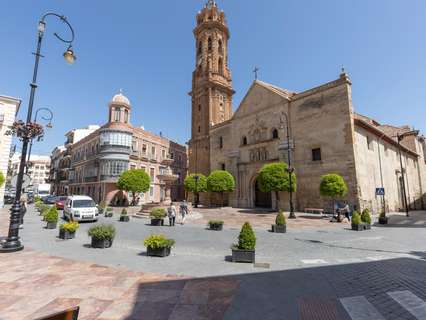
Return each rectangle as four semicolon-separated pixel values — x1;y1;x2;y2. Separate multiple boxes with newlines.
379;217;388;225
150;218;164;226
105;212;113;218
59;229;75;240
46;222;57;229
271;224;286;233
209;223;223;231
91;237;113;249
120;216;130;222
351;223;371;231
231;248;255;263
146;246;171;257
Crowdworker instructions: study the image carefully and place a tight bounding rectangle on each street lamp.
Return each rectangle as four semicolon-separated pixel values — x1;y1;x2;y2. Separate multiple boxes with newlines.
396;130;419;218
377;133;386;216
279;112;296;219
193;175;200;208
0;12;76;253
26;107;54;173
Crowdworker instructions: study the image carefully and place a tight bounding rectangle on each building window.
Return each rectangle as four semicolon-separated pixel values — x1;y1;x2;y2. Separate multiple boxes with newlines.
150;186;154;198
208;37;212;51
242;136;247;145
150;168;155;182
161;149;166;159
384;144;389;157
170;152;174;159
151;146;156;156
198;126;201;133
272;128;279;139
114;107;120;122
312;148;321;161
218;58;223;75
221;163;226;170
124;109;129;123
219;136;223;149
218;39;223;54
198;104;201;111
197;41;202;55
142;144;147;155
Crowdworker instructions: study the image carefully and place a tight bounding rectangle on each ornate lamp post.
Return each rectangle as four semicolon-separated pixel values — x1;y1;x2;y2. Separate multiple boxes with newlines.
193;175;200;208
279;112;296;219
0;12;76;253
26;107;54;173
396;130;419;217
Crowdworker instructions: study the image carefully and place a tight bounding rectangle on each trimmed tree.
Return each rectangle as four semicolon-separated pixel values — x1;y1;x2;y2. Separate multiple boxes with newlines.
184;173;207;207
257;162;296;211
0;171;5;187
117;169;150;206
319;173;348;221
207;170;235;207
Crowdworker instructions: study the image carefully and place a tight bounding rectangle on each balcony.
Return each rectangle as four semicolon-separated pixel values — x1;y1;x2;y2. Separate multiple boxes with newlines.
161;156;174;166
149;154;158;163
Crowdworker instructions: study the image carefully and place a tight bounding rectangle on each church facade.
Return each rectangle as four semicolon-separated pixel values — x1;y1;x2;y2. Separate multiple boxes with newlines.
188;1;426;213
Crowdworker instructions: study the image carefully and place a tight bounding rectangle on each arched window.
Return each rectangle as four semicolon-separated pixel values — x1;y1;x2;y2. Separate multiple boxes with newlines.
197;41;202;55
242;136;247;145
218;39;223;54
219;136;223;149
114;107;120;122
272;128;279;139
124;109;129;123
208;37;212;51
218;58;223;75
198;104;201;111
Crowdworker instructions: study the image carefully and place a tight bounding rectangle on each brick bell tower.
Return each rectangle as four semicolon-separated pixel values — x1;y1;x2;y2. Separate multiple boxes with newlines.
188;0;235;176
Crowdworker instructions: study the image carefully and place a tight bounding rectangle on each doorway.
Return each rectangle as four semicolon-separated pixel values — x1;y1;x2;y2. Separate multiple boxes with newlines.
254;178;272;208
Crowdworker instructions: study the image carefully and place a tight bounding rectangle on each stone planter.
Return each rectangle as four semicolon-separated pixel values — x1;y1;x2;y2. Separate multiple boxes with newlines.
379;216;388;225
59;229;75;240
271;225;286;233
231;248;255;263
209;223;223;231
120;216;130;222
364;224;371;230
146;246;171;257
151;218;164;226
351;223;370;231
91;237;113;249
46;222;57;229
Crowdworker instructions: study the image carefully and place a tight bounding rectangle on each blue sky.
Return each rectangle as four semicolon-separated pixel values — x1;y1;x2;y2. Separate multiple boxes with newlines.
1;0;425;155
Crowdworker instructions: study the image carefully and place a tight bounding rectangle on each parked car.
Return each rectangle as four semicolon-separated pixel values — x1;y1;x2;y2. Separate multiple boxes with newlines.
55;196;68;210
43;195;57;205
63;196;99;222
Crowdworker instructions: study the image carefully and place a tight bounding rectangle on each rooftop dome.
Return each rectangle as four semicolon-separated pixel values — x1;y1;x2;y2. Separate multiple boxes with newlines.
111;90;130;106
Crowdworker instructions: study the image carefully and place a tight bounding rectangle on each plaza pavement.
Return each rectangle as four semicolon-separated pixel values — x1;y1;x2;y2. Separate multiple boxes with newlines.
0;206;425;319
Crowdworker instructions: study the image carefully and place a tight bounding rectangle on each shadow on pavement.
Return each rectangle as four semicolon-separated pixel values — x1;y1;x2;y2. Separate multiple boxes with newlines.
116;257;426;320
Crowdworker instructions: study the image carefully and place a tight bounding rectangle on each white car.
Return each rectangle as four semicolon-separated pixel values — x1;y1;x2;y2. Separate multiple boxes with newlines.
63;196;99;222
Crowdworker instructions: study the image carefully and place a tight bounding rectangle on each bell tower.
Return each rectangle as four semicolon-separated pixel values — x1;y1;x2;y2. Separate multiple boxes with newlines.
188;0;235;175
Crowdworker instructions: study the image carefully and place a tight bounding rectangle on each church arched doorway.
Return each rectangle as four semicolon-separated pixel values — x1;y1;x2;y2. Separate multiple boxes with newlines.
254;178;272;208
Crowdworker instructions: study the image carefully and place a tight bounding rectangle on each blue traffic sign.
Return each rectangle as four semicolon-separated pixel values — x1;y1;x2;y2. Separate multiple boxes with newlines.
376;188;385;196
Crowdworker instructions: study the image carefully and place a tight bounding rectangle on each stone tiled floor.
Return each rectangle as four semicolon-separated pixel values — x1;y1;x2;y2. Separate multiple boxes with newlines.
0;249;239;320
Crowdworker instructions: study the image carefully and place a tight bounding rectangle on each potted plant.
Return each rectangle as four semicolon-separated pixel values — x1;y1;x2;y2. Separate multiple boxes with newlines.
231;222;256;263
351;211;365;231
379;211;388;225
144;234;175;257
361;209;372;230
105;207;114;218
150;208;166;226
272;210;286;233
39;204;49;216
208;220;224;231
45;207;59;229
88;224;115;248
59;221;79;239
120;208;130;222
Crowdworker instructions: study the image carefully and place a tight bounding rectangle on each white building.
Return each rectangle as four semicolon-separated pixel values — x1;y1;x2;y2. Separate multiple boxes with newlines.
0;95;21;207
11;154;51;187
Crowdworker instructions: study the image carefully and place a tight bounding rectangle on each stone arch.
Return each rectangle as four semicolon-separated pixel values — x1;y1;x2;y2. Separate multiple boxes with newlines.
249;174;272;209
106;189;129;207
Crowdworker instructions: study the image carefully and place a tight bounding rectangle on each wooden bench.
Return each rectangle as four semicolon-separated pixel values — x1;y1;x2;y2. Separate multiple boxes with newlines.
34;306;79;320
305;208;324;215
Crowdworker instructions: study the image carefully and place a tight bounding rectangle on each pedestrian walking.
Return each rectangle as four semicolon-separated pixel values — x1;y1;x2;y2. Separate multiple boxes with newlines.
168;203;176;226
180;200;188;225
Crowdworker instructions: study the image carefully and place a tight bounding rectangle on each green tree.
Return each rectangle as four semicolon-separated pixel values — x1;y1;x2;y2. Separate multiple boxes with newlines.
184;173;207;207
207;170;235;207
257;162;296;211
237;222;256;250
117;169;150;206
0;171;5;187
320;173;348;221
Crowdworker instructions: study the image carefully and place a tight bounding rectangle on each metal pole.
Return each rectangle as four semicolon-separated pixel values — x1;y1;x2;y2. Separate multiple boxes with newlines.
377;135;386;215
283;113;295;219
397;134;409;217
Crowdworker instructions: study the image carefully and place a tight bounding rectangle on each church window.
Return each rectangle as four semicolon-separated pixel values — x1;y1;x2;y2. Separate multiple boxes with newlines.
312;148;322;161
197;41;202;55
242;136;247;146
219;136;223;149
198;104;201;111
218;39;223;54
208;37;212;51
124;109;129;123
221;163;226;170
218;58;223;75
272;128;279;139
198;126;201;133
114;107;120;122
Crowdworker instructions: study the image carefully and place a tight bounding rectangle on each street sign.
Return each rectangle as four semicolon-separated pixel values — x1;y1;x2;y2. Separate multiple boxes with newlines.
376;188;385;196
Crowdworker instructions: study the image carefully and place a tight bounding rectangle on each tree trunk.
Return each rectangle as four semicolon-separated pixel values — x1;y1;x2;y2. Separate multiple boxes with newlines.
221;192;224;208
276;191;280;212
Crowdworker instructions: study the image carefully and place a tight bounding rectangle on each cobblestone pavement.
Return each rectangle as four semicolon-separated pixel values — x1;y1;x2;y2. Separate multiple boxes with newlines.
1;206;426;319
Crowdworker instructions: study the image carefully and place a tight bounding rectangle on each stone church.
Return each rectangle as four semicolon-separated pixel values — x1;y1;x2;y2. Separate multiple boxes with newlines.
188;1;426;213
